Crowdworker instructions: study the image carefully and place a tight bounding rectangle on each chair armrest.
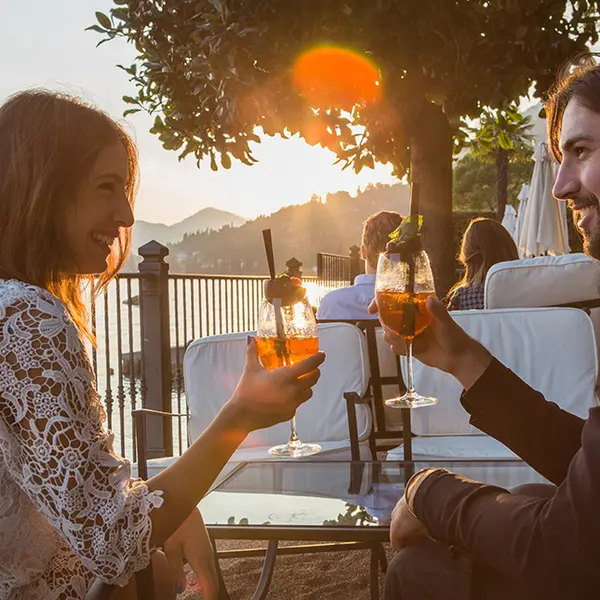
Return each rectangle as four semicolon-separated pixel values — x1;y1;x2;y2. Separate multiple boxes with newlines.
344;391;371;405
132;408;188;419
132;409;187;481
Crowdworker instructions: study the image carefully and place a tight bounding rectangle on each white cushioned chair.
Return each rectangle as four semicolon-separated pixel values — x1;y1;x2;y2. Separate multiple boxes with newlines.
138;322;373;484
484;253;600;309
485;254;600;377
386;307;598;464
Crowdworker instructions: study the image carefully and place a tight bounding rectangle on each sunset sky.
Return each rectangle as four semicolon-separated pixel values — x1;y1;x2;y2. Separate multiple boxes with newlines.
0;0;397;225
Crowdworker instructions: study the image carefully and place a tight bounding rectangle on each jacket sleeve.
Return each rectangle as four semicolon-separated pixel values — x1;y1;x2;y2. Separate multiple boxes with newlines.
460;359;584;485
413;407;600;597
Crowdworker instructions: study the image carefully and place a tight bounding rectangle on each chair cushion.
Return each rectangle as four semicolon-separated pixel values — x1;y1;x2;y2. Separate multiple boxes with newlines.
485;253;600;379
408;308;598;436
485;253;600;309
184;322;371;448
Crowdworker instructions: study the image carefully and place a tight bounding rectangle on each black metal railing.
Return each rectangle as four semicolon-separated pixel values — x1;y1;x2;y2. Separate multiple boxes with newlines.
92;242;360;461
168;273;269;455
89;273;147;461
317;245;363;292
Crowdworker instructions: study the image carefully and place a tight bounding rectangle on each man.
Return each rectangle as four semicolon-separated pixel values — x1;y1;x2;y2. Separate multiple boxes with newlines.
378;57;600;599
317;210;402;320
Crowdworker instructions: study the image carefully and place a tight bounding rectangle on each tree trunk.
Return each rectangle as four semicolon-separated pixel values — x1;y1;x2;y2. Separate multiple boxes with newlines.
496;148;509;221
409;102;455;299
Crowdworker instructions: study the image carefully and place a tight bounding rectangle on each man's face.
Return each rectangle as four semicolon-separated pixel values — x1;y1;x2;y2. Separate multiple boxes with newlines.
554;99;600;259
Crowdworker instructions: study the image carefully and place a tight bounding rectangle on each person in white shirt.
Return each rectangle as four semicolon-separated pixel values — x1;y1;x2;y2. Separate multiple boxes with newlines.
317;210;403;321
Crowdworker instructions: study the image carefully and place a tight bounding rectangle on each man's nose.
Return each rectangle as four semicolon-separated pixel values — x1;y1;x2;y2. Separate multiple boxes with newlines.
553;162;580;201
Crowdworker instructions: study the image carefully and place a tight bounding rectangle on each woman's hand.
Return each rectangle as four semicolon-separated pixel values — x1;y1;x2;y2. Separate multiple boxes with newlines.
369;296;492;390
225;337;325;433
163;508;218;598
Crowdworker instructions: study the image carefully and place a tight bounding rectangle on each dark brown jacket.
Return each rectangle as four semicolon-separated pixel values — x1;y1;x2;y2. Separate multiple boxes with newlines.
413;358;598;598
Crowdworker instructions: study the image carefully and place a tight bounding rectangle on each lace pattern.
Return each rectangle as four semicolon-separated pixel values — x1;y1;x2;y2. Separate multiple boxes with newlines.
0;280;163;599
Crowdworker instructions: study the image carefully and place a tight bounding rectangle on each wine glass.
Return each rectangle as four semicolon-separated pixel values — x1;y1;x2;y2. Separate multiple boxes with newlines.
375;248;438;408
256;293;321;457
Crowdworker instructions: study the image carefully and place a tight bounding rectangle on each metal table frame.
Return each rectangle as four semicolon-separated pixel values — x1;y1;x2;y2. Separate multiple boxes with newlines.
205;461;394;600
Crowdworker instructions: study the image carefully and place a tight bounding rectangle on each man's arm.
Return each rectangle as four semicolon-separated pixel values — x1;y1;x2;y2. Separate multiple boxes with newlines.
460;359;585;485
411;407;600;597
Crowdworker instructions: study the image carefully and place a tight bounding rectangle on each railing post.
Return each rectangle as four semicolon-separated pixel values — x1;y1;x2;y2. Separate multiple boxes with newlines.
286;257;303;278
138;240;172;460
316;253;324;280
349;245;363;283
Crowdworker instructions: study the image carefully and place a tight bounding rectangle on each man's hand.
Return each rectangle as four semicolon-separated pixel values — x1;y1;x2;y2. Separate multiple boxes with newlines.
369;296;492;390
163;508;218;598
389;496;429;551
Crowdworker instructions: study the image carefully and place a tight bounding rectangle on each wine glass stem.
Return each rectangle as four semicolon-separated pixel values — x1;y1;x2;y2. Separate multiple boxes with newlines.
406;338;416;395
289;416;300;447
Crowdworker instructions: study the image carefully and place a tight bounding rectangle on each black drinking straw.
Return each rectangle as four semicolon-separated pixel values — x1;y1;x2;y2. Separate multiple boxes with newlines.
407;182;418;296
262;229;276;279
262;229;286;346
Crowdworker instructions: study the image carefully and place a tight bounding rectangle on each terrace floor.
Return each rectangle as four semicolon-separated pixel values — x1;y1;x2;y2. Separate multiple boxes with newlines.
181;539;392;599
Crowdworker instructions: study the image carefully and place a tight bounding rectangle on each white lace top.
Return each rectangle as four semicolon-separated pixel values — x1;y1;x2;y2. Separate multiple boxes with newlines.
0;279;164;600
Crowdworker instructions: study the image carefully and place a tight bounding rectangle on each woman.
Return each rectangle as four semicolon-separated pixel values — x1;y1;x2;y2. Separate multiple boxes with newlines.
0;90;325;600
446;217;519;311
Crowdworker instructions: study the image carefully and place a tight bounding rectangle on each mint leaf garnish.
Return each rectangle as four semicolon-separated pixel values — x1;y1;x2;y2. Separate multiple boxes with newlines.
389;214;423;244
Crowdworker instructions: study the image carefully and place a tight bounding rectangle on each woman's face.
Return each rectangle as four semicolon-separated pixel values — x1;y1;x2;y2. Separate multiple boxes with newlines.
63;141;134;275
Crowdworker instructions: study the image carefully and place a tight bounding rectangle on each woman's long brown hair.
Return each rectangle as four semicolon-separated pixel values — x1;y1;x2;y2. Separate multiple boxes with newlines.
448;217;519;300
0;90;139;343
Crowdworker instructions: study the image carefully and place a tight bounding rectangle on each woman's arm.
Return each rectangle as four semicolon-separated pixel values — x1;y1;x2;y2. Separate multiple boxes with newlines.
0;288;323;584
146;338;323;544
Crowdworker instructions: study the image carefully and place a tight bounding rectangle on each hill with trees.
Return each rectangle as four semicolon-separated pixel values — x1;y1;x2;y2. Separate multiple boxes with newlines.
169;183;410;274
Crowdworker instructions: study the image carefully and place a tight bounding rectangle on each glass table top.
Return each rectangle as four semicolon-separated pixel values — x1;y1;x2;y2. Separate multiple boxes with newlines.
199;459;547;530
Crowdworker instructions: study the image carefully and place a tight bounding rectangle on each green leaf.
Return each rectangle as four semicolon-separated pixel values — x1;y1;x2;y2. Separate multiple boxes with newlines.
497;131;513;150
111;7;129;21
85;25;106;33
95;11;111;29
210;153;218;171
117;63;137;76
123;108;141;116
389;215;424;244
122;95;139;105
221;152;232;169
401;215;423;240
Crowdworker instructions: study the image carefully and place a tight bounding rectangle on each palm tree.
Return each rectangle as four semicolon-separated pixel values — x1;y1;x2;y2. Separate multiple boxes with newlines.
468;105;534;221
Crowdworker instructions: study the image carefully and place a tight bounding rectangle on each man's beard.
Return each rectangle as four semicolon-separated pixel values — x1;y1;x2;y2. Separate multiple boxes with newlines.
574;196;600;259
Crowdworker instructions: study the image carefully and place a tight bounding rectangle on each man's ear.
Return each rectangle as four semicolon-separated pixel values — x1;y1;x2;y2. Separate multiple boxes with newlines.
360;243;367;260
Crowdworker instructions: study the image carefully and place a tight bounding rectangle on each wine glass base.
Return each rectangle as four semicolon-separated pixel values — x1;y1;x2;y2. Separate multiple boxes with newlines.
268;441;322;458
385;393;438;409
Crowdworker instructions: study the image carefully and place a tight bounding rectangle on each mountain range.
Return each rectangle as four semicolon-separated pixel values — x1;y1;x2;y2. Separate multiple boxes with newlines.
168;183;412;274
123;207;245;270
131;207;245;253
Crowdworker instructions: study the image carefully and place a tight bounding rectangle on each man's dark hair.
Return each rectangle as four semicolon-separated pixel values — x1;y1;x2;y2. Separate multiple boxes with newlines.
547;53;600;162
